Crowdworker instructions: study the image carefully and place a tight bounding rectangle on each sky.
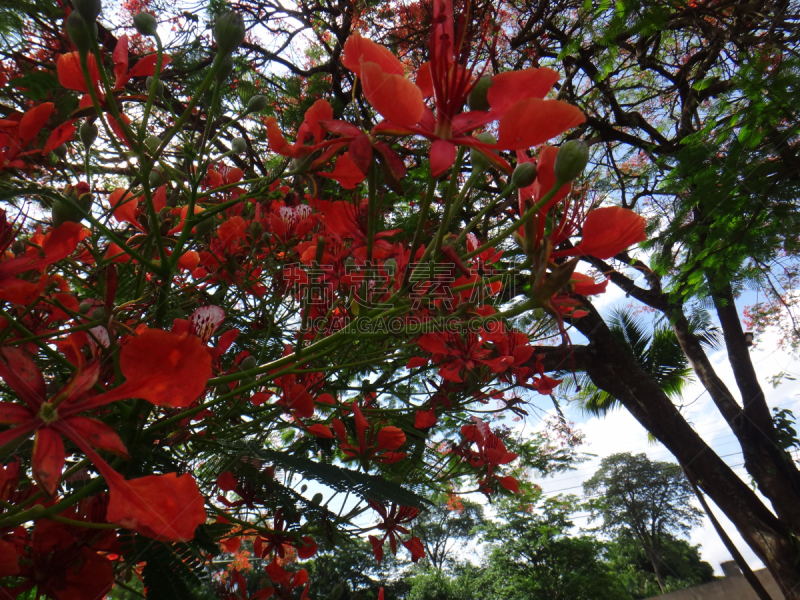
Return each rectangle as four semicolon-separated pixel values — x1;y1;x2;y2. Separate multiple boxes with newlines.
527;281;800;576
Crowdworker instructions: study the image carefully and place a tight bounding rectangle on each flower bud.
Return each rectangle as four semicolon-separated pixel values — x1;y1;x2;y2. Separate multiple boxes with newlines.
73;0;101;23
133;12;158;37
80;121;98;149
149;168;165;187
145;135;161;152
11;240;25;256
194;215;217;238
383;258;397;275
52;193;92;226
469;132;497;174
240;356;257;371
92;307;109;322
511;161;537;189
65;11;93;54
145;75;164;96
250;221;263;239
52;144;68;160
554;140;589;183
231;137;247;154
214;11;246;56
247;94;268;113
216;55;234;83
78;300;92;314
467;76;493;111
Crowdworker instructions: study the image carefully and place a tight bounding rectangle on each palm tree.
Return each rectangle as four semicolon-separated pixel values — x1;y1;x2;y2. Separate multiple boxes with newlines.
561;307;722;416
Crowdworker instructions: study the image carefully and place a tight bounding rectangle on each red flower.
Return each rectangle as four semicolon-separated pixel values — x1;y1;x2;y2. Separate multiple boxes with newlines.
0;221;89;304
0;102;75;171
332;401;406;466
112;34;172;90
2;496;117;600
0;328;211;540
171;305;239;362
57;37;171;95
253;509;318;562
367;500;424;563
453;418;521;496
263;560;310;599
56;39;169;148
265;99;333;159
417;330;512;382
342;1;585;176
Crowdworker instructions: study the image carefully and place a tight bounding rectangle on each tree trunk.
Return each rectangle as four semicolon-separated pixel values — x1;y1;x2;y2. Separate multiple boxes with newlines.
641;542;667;593
570;306;800;599
691;481;774;600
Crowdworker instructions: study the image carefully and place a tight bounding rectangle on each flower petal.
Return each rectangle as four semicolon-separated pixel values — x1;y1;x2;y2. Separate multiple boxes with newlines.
377;426;406;451
430;139;457;178
360;61;425;127
342;32;405;78
318;152;366;189
112;34;129;88
307;423;334;438
116;328;212;408
554;206;646;259
487;67;560;114
216;470;238;492
79;328;212;412
19;103;54;147
123;53;172;86
368;534;384;562
57;52;101;93
43;120;76;155
0;403;31;424
297;99;333;146
415;62;434;98
104;470;207;542
297;536;318;559
497;98;585;151
497;475;520;493
0;539;19;577
414;409;437;429
58;416;129;458
40;221;90;264
32;427;65;496
401;536;425;562
0;347;46;409
189;305;225;343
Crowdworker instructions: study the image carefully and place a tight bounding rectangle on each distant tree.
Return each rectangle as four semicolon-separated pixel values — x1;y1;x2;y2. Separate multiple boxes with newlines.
413;493;485;572
303;538;409;600
607;530;715;599
479;494;630;600
584;453;704;593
